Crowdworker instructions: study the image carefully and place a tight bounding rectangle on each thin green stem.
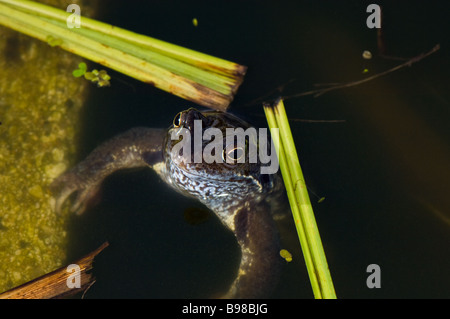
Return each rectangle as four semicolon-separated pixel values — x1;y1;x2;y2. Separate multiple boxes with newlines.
264;105;322;298
264;99;336;299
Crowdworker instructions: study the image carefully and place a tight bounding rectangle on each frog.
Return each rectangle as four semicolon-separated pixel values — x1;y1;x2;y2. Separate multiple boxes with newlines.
51;107;283;298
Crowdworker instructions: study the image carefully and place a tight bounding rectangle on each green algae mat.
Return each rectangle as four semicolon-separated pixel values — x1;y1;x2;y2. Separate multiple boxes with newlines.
0;0;96;293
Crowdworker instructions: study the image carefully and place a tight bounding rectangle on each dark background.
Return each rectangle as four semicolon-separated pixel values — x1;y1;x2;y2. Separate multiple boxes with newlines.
66;0;450;298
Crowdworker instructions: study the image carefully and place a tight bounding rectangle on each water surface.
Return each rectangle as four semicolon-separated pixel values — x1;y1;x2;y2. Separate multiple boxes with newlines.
67;0;450;298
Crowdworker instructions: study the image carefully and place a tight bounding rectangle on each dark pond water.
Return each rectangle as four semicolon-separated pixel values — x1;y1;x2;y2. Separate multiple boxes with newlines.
66;0;450;298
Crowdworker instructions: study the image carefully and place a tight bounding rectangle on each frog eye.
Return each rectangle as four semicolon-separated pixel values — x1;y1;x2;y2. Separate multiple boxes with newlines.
222;146;245;164
173;112;183;127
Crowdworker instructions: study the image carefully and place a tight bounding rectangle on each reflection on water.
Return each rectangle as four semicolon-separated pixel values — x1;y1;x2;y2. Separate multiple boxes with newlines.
67;1;450;298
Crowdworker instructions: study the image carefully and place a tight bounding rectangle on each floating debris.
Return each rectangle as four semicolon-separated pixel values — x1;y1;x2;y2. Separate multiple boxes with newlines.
362;50;372;60
73;62;111;87
72;62;87;78
46;35;63;47
280;249;293;262
84;69;111;87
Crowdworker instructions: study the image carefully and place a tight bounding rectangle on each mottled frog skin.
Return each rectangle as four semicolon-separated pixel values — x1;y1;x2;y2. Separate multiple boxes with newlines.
51;108;283;298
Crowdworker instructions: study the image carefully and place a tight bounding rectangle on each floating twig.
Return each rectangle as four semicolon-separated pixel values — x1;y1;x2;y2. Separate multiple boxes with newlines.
0;242;109;299
284;44;440;99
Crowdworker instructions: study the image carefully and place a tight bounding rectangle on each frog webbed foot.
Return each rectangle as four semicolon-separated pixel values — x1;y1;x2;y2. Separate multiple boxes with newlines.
50;171;101;215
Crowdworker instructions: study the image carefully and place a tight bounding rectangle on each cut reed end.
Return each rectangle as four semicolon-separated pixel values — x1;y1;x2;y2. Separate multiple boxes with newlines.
0;0;247;112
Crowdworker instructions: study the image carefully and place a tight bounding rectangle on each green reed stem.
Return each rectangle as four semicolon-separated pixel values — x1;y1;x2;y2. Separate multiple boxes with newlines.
0;0;246;111
264;98;336;299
